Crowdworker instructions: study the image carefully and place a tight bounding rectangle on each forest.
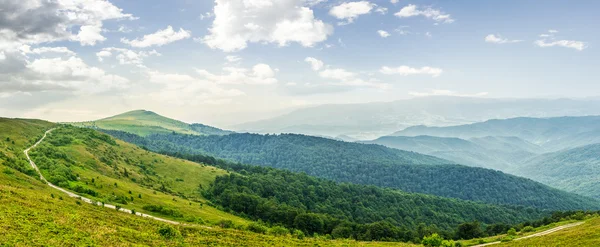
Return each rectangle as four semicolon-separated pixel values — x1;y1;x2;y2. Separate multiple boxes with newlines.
102;130;600;211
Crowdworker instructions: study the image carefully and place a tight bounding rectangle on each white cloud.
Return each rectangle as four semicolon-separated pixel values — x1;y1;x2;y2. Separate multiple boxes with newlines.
196;64;278;85
484;34;523;44
0;54;129;94
121;26;191;48
390;0;399;3
377;30;391;38
534;39;587;51
329;1;376;25
201;0;333;52
96;48;161;67
146;70;245;106
395;4;454;23
534;30;587;51
409;90;488;97
375;7;388;15
319;68;356;81
21;46;76;56
304;57;324;71
380;66;443;77
225;55;242;63
0;0;136;50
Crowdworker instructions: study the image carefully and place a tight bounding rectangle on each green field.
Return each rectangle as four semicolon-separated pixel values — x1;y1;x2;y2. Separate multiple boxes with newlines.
70;110;230;137
496;216;600;247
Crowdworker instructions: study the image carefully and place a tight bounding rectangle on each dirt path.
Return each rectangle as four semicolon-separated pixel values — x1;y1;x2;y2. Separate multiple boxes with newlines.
472;222;584;247
24;128;181;225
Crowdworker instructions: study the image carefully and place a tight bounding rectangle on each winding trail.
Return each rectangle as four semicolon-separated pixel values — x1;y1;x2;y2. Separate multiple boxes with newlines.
24;128;181;225
472;221;584;247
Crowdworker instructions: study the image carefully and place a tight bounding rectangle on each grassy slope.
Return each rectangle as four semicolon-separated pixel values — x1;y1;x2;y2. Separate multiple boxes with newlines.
29;126;247;225
71;110;213;136
497;217;600;247
0;118;416;246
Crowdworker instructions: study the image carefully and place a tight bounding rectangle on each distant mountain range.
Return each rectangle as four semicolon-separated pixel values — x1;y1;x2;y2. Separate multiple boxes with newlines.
233;97;600;140
71;110;233;137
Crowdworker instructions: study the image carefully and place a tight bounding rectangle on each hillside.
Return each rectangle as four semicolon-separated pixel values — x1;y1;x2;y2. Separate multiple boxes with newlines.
496;216;600;247
512;144;600;199
392;116;600;152
361;136;539;170
104;130;600;211
233;97;600;140
72;110;232;137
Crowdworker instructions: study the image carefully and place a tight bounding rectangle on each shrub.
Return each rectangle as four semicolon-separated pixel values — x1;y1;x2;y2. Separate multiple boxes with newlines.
422;233;443;247
218;220;235;229
293;229;305;240
246;223;268;234
521;226;534;233
269;226;290;236
507;228;517;237
441;240;457;247
158;225;180;239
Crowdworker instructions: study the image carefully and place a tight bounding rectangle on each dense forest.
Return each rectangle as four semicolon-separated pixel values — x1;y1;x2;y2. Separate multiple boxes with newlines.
164;151;549;242
102;130;600;211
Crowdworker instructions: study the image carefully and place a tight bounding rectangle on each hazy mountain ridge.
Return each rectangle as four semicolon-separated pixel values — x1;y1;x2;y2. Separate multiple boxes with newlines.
233;97;600;140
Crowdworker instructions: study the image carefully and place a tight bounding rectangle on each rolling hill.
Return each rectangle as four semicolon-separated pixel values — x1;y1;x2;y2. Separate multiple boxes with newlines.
392;116;600;152
361;135;540;170
1;118;558;245
104;129;600;211
233;97;600;140
512;143;600;199
71;110;232;137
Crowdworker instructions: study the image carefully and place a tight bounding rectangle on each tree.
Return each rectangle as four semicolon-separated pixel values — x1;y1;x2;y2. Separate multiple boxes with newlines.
422;233;443;247
294;213;324;235
456;221;483;240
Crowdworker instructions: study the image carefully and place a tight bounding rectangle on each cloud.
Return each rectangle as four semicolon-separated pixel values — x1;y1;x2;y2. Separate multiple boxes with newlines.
380;66;443;77
196;64;278;85
534;39;587;51
121;26;191;48
304;57;324;71
146;70;245;106
225;55;242;63
0;53;129;94
96;48;161;67
534;30;587;51
329;1;376;25
303;58;387;89
484;34;523;44
20;46;76;56
409;90;488;97
395;4;454;23
377;30;391;38
201;0;333;52
390;0;399;3
0;0;135;51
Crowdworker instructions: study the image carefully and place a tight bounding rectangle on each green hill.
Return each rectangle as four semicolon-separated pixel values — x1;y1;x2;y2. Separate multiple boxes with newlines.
361;136;540;171
71;110;232;137
104;130;600;211
1;118;425;246
512;144;600;199
496;216;600;247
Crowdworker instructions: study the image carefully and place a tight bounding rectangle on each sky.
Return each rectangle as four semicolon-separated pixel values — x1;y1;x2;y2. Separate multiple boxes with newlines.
0;0;598;126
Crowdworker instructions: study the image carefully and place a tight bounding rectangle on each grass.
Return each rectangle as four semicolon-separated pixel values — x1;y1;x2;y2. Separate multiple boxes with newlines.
496;216;600;246
70;110;200;136
0;118;420;246
29;126;245;225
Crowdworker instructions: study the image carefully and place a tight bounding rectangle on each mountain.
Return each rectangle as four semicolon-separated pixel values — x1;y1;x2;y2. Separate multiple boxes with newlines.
104;130;600;211
361;135;541;170
392;116;600;152
71;110;232;137
512;144;600;199
0;118;551;245
233;97;600;140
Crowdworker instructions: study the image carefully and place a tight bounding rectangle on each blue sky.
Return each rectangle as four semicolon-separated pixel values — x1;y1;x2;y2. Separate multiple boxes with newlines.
0;0;597;125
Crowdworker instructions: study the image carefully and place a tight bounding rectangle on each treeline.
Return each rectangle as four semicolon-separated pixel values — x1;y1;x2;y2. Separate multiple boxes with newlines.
101;129;600;211
156;152;544;242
